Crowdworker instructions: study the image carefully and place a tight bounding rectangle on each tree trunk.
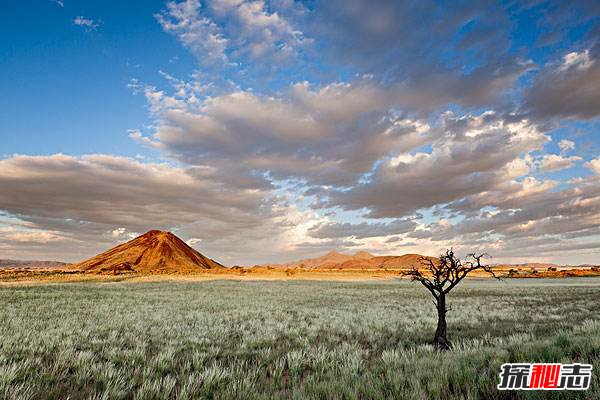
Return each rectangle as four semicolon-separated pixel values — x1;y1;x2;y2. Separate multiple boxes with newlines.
433;293;451;350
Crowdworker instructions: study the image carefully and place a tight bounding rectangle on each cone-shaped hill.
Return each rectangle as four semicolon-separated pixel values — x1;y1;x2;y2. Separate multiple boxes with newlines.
72;230;225;274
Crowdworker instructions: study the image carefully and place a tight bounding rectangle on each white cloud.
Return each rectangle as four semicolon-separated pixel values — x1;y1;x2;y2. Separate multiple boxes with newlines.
538;154;581;172
558;139;575;153
308;219;416;239
110;227;138;240
131;78;433;187
525;47;600;120
0;226;65;244
186;238;202;246
156;0;309;65
119;60;600;264
210;0;310;58
73;16;100;31
587;157;600;175
560;49;594;72
0;154;334;264
156;0;229;64
6;2;600;265
0;154;273;232
330;112;548;218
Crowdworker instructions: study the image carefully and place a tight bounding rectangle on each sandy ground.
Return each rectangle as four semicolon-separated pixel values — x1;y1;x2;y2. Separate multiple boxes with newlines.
0;270;405;285
1;266;599;285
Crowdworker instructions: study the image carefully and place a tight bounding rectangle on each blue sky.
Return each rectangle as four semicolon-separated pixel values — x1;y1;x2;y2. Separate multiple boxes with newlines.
2;1;176;156
0;0;599;265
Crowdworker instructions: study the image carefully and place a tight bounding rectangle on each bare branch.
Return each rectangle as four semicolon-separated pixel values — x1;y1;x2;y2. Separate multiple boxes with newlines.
402;267;439;300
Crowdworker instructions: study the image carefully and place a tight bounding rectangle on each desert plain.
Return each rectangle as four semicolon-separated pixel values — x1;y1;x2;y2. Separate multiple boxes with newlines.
0;231;598;399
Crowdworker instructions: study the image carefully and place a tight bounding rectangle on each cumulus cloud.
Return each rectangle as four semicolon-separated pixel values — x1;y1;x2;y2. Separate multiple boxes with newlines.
329;112;547;218
538;154;581;172
308;219;417;239
303;0;535;111
156;0;308;65
209;0;309;59
560;49;595;71
0;154;341;264
0;223;83;261
410;167;600;262
126;64;600;263
524;46;600;120
0;154;283;260
156;0;229;64
0;153;273;230
132;78;433;187
5;0;600;265
0;226;65;244
587;157;600;175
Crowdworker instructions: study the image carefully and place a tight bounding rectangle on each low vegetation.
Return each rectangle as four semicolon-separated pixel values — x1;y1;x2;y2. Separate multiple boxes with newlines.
0;278;598;399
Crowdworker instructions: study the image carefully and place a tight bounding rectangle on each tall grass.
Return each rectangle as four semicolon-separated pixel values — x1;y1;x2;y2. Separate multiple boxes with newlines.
0;278;598;399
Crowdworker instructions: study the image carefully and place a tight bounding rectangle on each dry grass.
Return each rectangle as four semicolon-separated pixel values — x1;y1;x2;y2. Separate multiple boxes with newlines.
0;278;598;399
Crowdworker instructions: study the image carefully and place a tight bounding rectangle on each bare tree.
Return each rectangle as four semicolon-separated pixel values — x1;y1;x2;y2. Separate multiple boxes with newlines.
402;249;498;351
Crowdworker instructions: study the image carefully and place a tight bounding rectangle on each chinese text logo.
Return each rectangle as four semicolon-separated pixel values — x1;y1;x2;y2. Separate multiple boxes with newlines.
498;363;592;390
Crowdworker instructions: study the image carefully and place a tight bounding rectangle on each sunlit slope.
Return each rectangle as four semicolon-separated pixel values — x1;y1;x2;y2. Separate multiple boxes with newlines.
72;230;224;273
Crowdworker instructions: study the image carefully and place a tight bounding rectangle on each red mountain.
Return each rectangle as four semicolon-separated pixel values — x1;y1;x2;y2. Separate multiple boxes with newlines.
72;230;224;274
262;250;435;270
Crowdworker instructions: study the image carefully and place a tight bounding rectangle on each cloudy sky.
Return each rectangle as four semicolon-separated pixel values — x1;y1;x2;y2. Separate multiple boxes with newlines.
1;0;600;265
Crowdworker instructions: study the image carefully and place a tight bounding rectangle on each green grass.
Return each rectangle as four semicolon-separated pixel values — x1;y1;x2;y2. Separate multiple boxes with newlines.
0;278;598;399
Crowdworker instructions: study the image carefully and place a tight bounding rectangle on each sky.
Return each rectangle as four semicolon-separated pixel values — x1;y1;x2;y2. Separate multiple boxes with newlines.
1;0;600;265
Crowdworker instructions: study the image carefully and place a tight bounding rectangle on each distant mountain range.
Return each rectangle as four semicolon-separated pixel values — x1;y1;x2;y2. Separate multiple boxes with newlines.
260;250;437;270
1;231;596;275
0;259;66;269
259;251;597;271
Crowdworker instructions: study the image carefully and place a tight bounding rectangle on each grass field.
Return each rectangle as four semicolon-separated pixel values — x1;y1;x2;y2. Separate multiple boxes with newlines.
0;278;598;399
